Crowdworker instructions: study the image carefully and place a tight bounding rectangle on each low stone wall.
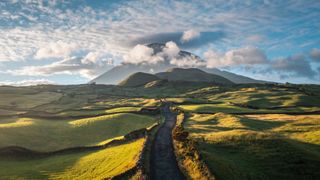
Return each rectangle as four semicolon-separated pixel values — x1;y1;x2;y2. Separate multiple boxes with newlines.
172;111;214;180
111;122;160;180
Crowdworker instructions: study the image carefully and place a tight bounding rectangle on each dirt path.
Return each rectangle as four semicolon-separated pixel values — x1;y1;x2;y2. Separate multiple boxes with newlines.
150;103;185;180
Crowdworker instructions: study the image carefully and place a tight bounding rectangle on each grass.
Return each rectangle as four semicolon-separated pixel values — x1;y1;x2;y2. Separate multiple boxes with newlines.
0;138;145;179
105;106;142;114
86;98;160;109
179;103;256;113
0;109;23;116
0;113;156;151
165;97;209;104
179;103;320;114
0;91;62;109
58;106;142;117
184;85;320;110
173;113;213;179
34;94;98;113
184;113;320;179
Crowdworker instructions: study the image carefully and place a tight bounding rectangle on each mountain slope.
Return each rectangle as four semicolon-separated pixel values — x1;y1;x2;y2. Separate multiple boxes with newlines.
90;43;268;84
118;68;234;87
156;68;234;85
118;72;159;87
90;62;172;85
202;68;268;84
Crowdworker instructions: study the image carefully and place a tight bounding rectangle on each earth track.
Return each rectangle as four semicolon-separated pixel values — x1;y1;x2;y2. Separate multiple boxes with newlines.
150;103;185;180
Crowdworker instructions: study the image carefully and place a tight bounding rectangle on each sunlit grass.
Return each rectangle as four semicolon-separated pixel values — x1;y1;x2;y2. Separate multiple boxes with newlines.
185;113;320;179
105;106;141;113
0;138;146;179
180;103;256;113
0;118;34;128
0;113;156;151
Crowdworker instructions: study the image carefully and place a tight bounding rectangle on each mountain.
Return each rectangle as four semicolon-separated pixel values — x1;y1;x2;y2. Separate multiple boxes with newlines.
90;61;172;85
202;68;268;84
90;43;267;84
118;72;159;87
156;68;234;85
119;68;234;87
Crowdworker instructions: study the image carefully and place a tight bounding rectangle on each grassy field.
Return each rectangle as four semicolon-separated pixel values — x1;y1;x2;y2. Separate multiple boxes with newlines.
0;91;62;109
0;113;156;151
183;85;320;109
179;103;256;113
0;83;319;179
57;106;142;117
0;138;145;179
185;113;320;179
179;103;320;114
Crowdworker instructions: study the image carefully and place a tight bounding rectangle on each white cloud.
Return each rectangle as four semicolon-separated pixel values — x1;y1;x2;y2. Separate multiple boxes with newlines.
162;41;180;58
0;1;319;83
205;47;268;68
181;29;200;42
170;54;205;67
10;52;114;79
0;0;318;65
123;44;162;64
0;79;55;86
123;41;204;67
35;40;79;59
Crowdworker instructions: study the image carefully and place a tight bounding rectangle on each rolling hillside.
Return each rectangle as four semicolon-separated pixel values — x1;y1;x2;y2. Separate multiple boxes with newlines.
119;72;160;87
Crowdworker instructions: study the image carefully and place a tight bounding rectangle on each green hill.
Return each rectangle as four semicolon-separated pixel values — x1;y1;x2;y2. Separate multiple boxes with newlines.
118;72;160;87
156;68;234;85
119;68;234;87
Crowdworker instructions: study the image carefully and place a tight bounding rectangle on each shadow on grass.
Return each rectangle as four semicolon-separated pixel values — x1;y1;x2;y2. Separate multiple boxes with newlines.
0;147;93;179
239;117;288;131
197;137;320;180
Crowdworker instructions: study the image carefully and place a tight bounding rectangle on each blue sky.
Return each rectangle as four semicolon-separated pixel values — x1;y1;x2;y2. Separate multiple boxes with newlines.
0;0;320;85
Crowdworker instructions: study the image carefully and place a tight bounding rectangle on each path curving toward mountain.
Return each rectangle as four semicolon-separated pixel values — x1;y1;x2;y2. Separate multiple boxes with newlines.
150;103;185;180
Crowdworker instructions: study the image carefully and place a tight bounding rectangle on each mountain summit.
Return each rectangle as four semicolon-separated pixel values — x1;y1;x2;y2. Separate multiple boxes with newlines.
90;43;266;84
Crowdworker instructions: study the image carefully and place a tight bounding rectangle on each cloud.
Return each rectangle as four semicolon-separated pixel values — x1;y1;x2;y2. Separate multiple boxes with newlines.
123;41;204;67
272;54;316;78
181;29;200;42
0;1;319;84
10;52;114;79
205;47;268;68
128;31;225;49
246;35;264;43
310;48;320;61
123;44;163;64
204;47;319;79
162;41;180;58
35;40;79;59
0;79;55;86
170;54;205;67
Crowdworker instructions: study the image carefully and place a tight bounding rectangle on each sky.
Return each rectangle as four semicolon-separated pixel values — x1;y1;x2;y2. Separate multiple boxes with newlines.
0;0;320;85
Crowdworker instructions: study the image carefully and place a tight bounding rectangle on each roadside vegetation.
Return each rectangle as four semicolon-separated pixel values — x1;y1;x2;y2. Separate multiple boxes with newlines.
172;113;213;180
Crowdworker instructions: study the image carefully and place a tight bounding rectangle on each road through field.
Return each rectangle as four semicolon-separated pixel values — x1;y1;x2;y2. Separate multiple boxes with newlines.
150;103;185;180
